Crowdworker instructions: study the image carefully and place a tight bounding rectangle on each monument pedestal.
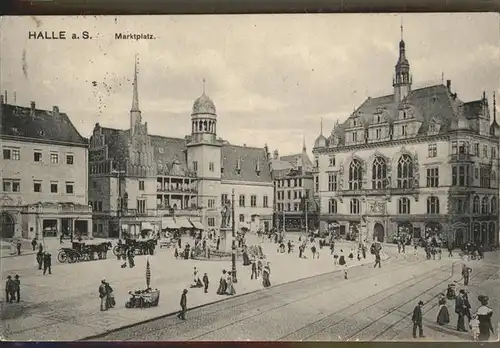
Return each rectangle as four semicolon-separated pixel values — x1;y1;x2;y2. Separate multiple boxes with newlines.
219;227;234;253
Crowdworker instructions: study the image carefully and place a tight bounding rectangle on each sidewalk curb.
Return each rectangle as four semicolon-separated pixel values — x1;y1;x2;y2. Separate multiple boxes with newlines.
80;253;393;341
1;251;37;259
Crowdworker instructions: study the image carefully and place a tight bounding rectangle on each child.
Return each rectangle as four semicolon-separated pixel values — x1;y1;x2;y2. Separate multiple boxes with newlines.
469;315;480;341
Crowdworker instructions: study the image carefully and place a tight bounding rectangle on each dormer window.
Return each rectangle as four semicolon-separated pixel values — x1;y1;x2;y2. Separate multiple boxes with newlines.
236;158;241;174
352;132;358;142
403;111;407;119
376;115;381;123
255;160;261;176
353;118;359;127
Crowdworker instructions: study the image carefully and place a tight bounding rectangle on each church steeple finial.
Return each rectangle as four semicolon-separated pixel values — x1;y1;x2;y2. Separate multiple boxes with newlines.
302;134;306;152
393;21;411;102
320;117;323;135
202;78;206;95
494;91;497;123
131;54;140;112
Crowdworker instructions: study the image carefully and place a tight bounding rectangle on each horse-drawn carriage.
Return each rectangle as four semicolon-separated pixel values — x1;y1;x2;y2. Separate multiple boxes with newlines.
57;241;112;263
112;238;157;257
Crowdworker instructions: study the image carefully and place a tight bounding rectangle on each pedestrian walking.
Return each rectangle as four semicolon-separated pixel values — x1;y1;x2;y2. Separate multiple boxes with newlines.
257;259;263;276
374;251;381;268
333;251;339;265
202;273;209;293
31;238;37;251
475;295;494;341
36;250;43;270
311;245;318;259
262;263;271;288
216;237;220;251
105;280;115;309
436;293;450;325
5;275;14;303
413;244;418;258
438;248;442;260
397;241;401;254
469;315;480;341
455;290;468;332
448;242;453;257
43;252;52;275
59;234;64;245
99;279;108;311
16;240;22;255
412;301;425;338
461;264;471;285
127;247;135;268
177;289;188;320
339;250;347;279
251;259;258;280
402;242;406;253
13;275;20;303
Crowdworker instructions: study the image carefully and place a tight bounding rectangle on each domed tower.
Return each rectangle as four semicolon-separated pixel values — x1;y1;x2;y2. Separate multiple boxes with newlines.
186;80;222;228
393;24;412;103
314;118;328;149
190;79;218;144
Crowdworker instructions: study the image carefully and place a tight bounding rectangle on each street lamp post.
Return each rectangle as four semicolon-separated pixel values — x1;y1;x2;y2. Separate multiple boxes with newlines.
231;189;238;283
112;169;126;239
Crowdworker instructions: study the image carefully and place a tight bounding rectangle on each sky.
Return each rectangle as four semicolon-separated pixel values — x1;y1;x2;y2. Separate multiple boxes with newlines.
1;14;499;157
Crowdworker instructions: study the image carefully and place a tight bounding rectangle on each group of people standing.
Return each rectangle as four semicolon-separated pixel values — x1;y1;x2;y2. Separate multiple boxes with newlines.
35;243;52;275
98;279;115;311
4;275;21;303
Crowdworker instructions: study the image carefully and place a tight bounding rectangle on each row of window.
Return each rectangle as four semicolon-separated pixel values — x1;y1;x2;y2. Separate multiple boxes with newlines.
451;141;497;159
276;178;304;188
317;156;495;193
327;196;498;215
2;179;74;194
276;190;304;201
221;194;269;208
2;148;75;164
277;202;303;212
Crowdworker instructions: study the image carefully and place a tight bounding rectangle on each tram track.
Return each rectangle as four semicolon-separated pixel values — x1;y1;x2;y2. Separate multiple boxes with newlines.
86;253;416;340
94;255;448;341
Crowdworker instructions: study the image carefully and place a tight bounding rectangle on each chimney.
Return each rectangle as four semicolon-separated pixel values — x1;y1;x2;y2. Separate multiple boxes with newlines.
446;80;451;91
53;106;60;116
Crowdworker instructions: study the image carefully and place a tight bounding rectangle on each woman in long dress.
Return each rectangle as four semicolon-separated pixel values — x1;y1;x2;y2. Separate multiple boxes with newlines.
216;270;228;295
339;249;348;279
242;246;251;266
476;295;494;341
226;273;236;295
436;293;450;325
262;263;271;288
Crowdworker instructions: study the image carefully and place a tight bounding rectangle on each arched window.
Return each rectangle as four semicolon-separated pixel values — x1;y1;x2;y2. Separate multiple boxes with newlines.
398;197;411;214
349;159;363;190
427;196;440;214
481;196;489;214
350;199;360;214
372;157;387;189
491;196;498;214
491;170;497;187
329;199;337;214
397;154;413;189
473;195;480;214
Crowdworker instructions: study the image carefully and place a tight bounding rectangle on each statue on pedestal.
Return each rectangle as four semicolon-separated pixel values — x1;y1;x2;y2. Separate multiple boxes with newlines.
220;201;232;228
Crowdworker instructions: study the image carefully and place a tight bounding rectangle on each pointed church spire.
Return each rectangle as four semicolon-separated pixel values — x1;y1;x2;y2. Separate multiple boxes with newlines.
320;117;323;135
494;91;497;124
302;134;306;152
131;54;140;112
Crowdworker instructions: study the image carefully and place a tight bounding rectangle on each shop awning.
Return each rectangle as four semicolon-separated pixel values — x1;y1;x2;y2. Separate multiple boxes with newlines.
141;222;154;231
161;218;180;230
176;217;193;229
190;220;205;230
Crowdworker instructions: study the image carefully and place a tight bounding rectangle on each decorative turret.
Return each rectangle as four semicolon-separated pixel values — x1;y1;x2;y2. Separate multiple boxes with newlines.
490;92;500;136
314;117;327;148
393;24;412;102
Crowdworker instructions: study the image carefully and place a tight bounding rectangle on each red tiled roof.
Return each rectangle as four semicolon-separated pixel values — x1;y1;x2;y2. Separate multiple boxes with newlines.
1;103;87;146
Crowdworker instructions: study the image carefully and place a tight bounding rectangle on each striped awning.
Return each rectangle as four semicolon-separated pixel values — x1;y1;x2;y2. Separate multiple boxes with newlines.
190;220;205;230
161;218;180;230
141;222;154;231
176;217;193;229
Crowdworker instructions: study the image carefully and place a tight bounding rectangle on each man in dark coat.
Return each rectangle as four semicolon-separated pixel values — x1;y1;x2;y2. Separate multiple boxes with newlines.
216;237;220;251
5;275;14;303
31;238;37;251
412;301;425;338
13;275;20;303
202;273;209;293
455;290;467;331
374;251;381;268
448;242;454;257
16;240;22;255
43;252;52;275
177;289;188;320
462;264;471;285
251;260;258;280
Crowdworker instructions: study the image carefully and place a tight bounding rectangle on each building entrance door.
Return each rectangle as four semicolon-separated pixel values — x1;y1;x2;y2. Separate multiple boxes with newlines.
0;213;15;238
373;223;385;242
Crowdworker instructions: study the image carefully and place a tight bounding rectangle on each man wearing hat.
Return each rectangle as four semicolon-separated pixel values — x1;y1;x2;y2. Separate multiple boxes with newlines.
43;252;52;275
455;289;468;331
5;275;14;303
412;301;425;338
13;275;20;303
177;289;188;320
99;279;108;311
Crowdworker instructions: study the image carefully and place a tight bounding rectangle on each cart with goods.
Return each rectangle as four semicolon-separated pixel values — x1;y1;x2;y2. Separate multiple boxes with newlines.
125;257;160;308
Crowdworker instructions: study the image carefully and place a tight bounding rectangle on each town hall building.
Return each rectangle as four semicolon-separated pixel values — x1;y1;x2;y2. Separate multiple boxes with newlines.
312;29;499;247
88;58;274;238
